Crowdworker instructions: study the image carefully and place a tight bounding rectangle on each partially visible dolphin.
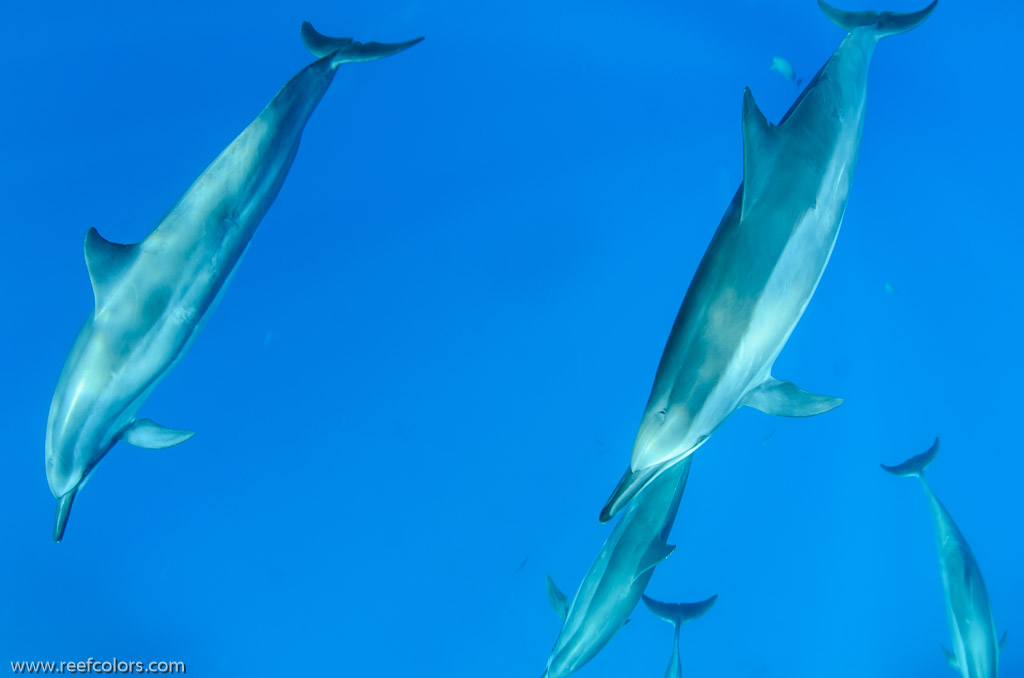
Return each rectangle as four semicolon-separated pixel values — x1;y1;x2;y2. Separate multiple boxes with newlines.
45;24;423;541
600;0;937;522
642;593;717;678
882;439;1007;677
770;56;803;87
543;457;692;678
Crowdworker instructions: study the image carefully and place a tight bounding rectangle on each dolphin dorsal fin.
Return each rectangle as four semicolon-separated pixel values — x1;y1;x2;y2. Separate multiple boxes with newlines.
740;87;778;221
545;575;569;622
84;227;137;309
634;539;676;583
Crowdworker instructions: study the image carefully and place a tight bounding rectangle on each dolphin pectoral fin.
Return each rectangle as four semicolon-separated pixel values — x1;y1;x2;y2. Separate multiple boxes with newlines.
545;575;569;622
742;377;843;417
740;87;778;220
120;419;195;450
53;489;77;543
84;227;138;310
300;23;424;66
634;540;675;583
941;645;959;672
1000;630;1008;655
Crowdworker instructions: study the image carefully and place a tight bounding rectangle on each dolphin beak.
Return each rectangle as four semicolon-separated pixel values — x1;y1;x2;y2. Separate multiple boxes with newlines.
53;489;77;542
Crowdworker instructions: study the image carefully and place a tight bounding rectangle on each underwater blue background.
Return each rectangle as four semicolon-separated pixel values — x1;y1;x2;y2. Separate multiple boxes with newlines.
1;0;1020;675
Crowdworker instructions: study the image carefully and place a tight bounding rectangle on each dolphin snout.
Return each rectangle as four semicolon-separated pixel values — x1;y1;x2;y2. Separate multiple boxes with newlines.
53;489;77;542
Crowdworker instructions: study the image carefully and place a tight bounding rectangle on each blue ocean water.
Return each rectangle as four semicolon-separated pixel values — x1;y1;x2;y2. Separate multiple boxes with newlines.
1;0;1020;676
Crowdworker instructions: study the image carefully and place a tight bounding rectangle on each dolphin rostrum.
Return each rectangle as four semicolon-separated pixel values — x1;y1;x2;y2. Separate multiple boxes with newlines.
45;24;423;541
543;456;692;677
882;439;1007;677
642;593;717;678
600;0;937;522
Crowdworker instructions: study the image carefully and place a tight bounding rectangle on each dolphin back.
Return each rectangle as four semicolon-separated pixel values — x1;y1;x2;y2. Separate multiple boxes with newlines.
881;438;938;478
642;594;718;627
818;0;937;39
300;22;424;66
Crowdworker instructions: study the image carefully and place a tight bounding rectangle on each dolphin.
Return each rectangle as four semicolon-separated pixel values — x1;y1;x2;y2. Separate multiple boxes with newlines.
543;456;692;678
882;439;1007;677
599;0;936;522
642;593;717;678
44;24;423;541
769;56;803;87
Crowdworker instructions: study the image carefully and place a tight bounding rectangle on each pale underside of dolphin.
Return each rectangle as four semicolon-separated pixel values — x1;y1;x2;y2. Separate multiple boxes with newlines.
643;593;717;678
599;0;937;523
44;24;423;541
543;456;692;678
883;440;1006;678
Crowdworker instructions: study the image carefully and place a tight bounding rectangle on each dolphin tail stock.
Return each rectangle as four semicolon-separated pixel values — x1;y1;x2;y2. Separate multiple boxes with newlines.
817;0;937;39
880;438;939;478
53;489;78;542
642;594;718;627
300;22;424;68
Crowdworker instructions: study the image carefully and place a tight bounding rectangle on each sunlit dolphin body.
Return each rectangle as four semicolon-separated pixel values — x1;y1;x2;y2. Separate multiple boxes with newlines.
45;24;423;541
600;0;936;522
643;593;717;678
543;457;692;678
882;440;1007;677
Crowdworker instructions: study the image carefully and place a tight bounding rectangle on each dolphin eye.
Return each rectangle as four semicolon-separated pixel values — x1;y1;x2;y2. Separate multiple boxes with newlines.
656;409;667;421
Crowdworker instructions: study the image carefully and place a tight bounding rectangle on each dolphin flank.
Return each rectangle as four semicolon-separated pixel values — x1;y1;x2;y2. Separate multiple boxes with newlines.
599;0;936;522
45;24;423;541
882;439;1006;677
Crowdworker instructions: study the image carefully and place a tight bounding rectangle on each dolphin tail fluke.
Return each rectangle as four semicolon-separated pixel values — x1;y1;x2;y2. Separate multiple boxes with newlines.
53;489;77;542
300;23;424;67
817;0;937;39
881;438;939;478
642;594;718;627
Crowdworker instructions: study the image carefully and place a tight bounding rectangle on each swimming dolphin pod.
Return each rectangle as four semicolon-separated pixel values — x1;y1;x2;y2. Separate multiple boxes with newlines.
543;457;693;678
643;594;717;678
599;0;937;523
45;24;423;541
883;440;1007;677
